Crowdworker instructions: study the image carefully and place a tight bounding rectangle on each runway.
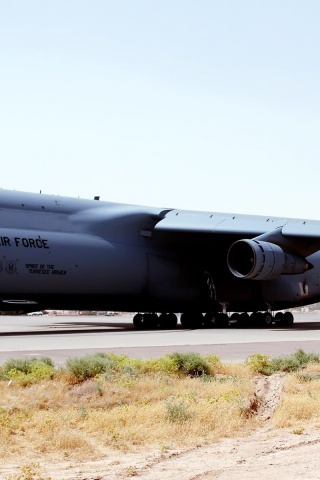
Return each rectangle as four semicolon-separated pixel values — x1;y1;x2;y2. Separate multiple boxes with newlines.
1;312;320;365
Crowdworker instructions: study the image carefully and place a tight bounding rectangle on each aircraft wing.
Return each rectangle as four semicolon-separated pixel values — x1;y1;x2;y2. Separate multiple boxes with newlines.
155;210;320;257
155;210;285;235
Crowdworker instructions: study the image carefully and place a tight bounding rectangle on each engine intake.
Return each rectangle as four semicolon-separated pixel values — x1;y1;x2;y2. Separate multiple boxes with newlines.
227;239;310;280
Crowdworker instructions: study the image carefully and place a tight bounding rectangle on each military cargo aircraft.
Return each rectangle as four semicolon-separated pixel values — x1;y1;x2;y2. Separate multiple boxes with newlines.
0;189;319;329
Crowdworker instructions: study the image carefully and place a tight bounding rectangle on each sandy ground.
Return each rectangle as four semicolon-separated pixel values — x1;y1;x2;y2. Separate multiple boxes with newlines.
2;374;320;480
2;428;320;480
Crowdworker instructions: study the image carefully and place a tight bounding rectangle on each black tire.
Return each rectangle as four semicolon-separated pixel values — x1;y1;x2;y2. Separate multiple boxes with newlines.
251;312;263;327
167;313;178;329
159;313;177;329
143;313;159;329
250;312;258;326
203;312;216;328
238;312;250;328
261;312;273;327
229;313;240;328
133;313;144;329
283;311;294;326
274;312;284;324
215;313;229;328
180;312;203;329
274;311;294;327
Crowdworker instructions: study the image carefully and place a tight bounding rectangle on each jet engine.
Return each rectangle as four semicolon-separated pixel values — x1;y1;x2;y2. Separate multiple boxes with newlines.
227;239;310;280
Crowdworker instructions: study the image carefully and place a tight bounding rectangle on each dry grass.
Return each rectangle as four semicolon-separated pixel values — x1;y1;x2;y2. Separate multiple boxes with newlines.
6;349;320;468
273;363;320;429
0;366;257;463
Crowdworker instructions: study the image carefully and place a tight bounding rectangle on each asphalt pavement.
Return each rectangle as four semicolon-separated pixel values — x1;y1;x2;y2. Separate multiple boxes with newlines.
0;313;320;364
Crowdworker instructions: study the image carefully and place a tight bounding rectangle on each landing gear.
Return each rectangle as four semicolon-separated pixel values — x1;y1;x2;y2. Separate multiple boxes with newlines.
230;312;250;328
159;313;178;329
143;313;159;329
229;311;295;328
214;313;229;328
132;310;294;330
180;312;203;329
133;313;144;328
274;311;294;326
201;312;229;328
283;312;294;325
132;313;177;330
252;311;281;328
259;312;273;327
203;312;216;328
133;313;158;329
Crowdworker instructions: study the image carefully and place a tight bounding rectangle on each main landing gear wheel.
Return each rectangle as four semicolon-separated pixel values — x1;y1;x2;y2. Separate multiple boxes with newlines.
133;313;144;329
203;312;216;328
283;312;294;325
229;313;251;328
261;312;273;327
249;312;273;328
202;313;229;328
237;312;250;328
132;313;179;330
180;312;203;329
142;313;159;329
275;311;294;326
214;313;229;328
274;312;284;323
158;313;178;329
133;313;159;329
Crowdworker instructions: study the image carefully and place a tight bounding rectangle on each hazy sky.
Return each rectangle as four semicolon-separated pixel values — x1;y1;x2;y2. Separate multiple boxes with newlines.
1;1;320;218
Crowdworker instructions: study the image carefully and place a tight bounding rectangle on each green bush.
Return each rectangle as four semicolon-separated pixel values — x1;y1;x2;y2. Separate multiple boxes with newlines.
100;352;218;378
245;353;272;375
137;356;180;375
246;349;320;375
2;357;55;385
204;354;222;375
167;352;211;377
66;353;119;381
271;349;320;373
2;357;54;376
65;352;216;380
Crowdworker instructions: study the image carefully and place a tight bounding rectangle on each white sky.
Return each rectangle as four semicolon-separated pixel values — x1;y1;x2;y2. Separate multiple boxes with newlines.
1;1;320;219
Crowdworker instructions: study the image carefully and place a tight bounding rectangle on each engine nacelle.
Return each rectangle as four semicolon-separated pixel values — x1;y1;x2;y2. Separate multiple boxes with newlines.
227;239;309;280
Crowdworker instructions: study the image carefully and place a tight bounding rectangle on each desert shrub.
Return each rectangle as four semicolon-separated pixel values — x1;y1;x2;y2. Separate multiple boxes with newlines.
66;353;119;381
246;350;320;375
204;354;222;372
165;397;191;422
7;365;54;386
138;356;180;375
2;357;55;385
3;357;53;376
245;353;273;375
109;353;219;377
104;353;133;368
270;349;320;373
167;352;211;377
